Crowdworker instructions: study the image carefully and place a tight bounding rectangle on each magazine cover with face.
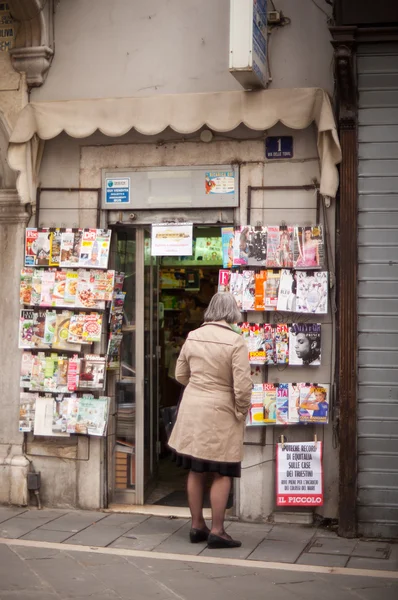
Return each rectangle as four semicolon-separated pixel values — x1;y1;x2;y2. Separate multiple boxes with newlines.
294;226;324;269
296;271;328;314
289;323;321;366
247;226;267;267
298;383;330;424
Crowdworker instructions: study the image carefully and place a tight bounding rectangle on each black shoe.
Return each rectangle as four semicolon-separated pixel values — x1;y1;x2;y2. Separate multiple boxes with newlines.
207;533;242;549
189;528;210;543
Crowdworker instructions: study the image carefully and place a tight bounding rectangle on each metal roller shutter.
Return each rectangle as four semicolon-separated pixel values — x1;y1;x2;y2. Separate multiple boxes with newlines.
357;42;398;538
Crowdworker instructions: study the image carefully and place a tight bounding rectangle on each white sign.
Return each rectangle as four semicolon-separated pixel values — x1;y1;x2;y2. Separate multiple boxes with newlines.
151;223;193;257
276;442;323;507
229;0;268;89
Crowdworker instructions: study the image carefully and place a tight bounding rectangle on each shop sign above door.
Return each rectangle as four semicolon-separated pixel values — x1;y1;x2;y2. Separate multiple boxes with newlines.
265;136;293;159
151;223;193;257
105;177;130;205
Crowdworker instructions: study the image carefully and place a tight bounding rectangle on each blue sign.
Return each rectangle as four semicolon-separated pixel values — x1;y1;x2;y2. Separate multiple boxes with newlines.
265;136;294;159
105;177;130;204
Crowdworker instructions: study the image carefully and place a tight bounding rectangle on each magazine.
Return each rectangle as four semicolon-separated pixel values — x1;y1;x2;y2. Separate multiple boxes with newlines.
49;230;62;266
52;311;81;351
264;270;280;309
241;270;255;311
230;271;243;311
56;356;69;392
107;333;123;369
19;392;37;432
67;313;86;344
274;323;289;365
232;226;250;266
247;383;266;427
277;269;296;312
247;323;266;365
20;351;34;388
254;270;267;311
263;324;275;365
296;271;328;314
64;271;78;305
51;270;67;307
288;383;304;424
24;228;51;266
43;354;60;392
68;312;102;344
20;268;33;305
263;383;277;423
247;226;267;267
31;269;43;306
52;395;70;434
218;269;231;293
75;270;102;310
78;355;106;390
75;395;110;436
276;383;289;425
110;313;123;335
266;226;294;268
40;270;56;306
44;311;57;345
294;226;324;269
66;395;80;433
18;309;49;349
29;353;46;391
34;394;69;437
59;231;76;267
79;229;111;269
67;355;81;392
110;291;126;315
289;323;321;366
298;383;330;424
92;270;115;302
113;272;125;292
25;229;38;266
221;227;234;268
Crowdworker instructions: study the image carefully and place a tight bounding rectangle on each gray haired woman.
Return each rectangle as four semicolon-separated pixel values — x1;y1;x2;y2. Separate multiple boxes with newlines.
168;292;252;549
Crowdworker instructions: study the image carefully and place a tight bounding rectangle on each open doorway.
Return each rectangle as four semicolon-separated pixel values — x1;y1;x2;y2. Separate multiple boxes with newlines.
145;226;230;508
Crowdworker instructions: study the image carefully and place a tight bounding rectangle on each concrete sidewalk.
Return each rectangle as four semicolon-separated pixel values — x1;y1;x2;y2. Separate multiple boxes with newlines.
0;505;397;572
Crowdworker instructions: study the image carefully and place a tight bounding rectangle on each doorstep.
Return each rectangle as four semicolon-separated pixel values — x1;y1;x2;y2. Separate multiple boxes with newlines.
106;504;213;520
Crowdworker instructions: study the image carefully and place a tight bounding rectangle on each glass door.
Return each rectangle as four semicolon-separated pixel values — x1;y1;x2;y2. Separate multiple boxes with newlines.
110;227;159;505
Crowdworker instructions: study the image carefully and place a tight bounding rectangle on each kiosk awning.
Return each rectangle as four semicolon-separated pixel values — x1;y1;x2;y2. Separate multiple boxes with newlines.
8;88;341;204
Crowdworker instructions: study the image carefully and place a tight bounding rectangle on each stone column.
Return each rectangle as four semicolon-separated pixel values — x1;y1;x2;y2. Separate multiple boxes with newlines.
0;190;31;505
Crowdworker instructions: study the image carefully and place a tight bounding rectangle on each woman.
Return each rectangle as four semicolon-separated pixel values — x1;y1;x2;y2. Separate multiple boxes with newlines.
168;293;252;549
296;227;320;268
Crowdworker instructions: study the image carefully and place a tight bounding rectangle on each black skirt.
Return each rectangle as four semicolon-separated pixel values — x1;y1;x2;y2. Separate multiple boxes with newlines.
171;450;241;478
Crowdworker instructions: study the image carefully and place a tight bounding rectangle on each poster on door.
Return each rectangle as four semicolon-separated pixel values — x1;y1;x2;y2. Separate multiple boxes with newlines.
151;223;193;256
276;441;323;507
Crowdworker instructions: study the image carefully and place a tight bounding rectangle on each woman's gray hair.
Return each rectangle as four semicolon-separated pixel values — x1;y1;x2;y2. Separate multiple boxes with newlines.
204;292;241;324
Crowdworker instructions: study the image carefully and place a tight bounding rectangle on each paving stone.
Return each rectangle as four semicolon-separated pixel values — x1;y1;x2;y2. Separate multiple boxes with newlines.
276;578;364;600
95;512;149;528
200;523;269;560
350;585;398;600
124;515;187;536
296;552;349;567
155;521;207;555
0;506;28;524
68;550;129;567
0;592;58;599
19;551;116;598
0;517;45;539
346;556;398;572
8;546;59;560
267;524;316;543
65;522;137;547
351;540;392;560
20;528;74;543
247;539;307;563
0;544;44;591
39;510;108;532
307;537;357;555
314;528;339;538
14;509;67;521
109;533;172;551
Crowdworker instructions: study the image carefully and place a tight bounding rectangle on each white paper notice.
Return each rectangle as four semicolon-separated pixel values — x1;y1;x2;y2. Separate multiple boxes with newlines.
34;396;70;437
151;223;193;256
276;441;323;507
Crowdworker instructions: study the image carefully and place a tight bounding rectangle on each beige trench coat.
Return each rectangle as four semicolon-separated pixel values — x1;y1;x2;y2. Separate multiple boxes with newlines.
168;321;252;463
